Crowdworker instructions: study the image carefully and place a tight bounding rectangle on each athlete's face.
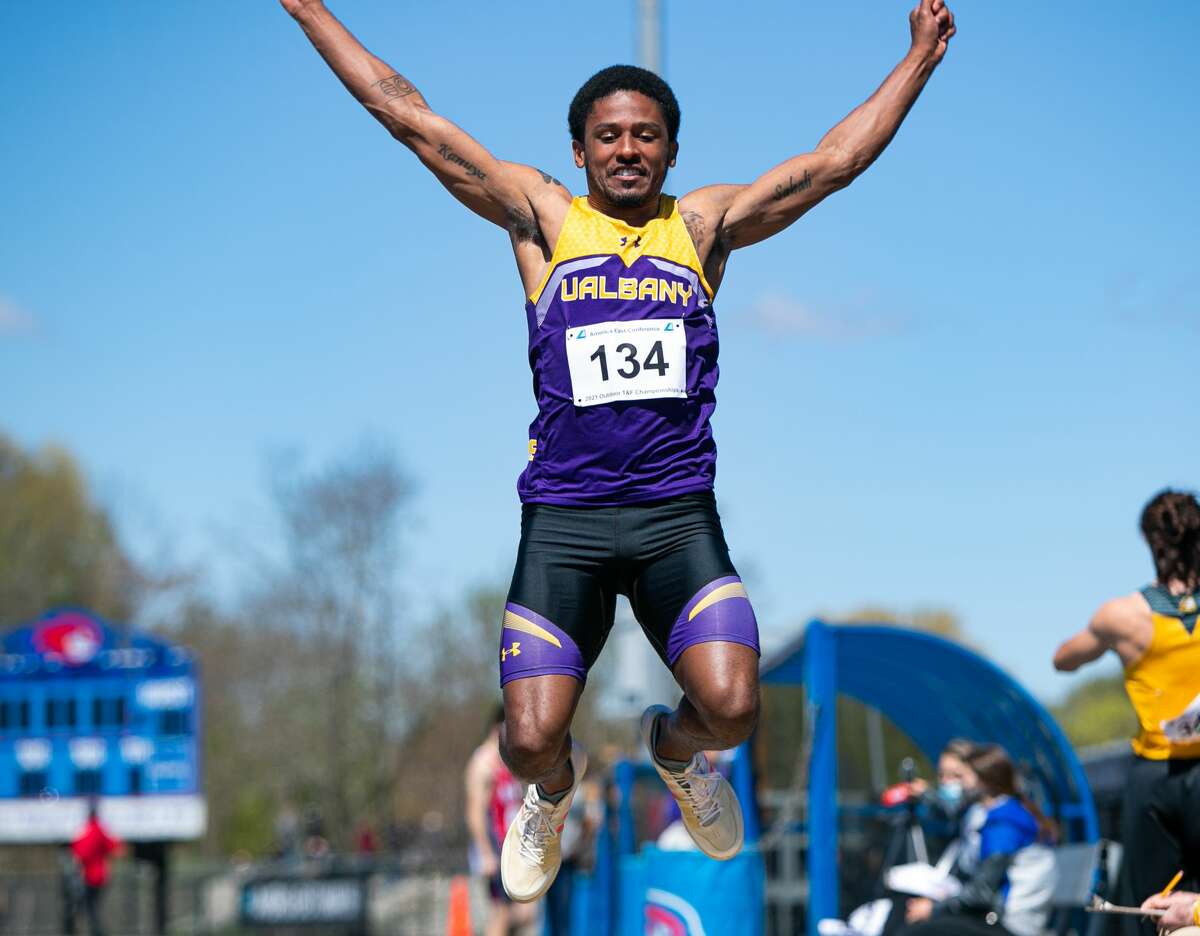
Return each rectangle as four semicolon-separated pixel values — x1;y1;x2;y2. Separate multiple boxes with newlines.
573;91;678;210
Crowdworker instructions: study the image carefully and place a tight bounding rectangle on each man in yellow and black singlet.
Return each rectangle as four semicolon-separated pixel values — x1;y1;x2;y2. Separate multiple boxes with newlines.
1055;490;1200;935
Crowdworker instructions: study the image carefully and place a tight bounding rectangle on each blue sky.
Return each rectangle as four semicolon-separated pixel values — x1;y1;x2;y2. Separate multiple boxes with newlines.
2;1;1197;703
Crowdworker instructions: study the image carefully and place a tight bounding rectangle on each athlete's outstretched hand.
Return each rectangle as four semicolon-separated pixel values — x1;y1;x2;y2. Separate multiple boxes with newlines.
910;0;956;65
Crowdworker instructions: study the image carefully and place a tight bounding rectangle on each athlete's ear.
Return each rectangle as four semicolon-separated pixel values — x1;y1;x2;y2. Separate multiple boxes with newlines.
668;140;678;168
572;139;586;169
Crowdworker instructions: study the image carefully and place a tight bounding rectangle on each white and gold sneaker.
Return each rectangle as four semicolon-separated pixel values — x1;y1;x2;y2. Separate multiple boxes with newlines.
641;704;744;860
500;743;587;902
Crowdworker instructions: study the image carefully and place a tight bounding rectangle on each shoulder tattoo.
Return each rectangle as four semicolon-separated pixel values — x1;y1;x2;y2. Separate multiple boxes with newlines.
537;168;568;192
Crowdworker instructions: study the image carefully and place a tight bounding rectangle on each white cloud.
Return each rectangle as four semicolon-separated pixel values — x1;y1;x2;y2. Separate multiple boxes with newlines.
744;292;907;341
0;297;35;336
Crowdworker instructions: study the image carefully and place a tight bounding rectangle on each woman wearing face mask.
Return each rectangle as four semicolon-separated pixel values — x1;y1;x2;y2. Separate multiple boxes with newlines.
898;744;1056;936
927;737;983;818
872;739;983;936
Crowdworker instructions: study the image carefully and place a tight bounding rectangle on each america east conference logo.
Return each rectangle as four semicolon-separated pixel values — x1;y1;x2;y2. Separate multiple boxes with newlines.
644;889;707;936
646;904;689;936
32;611;104;666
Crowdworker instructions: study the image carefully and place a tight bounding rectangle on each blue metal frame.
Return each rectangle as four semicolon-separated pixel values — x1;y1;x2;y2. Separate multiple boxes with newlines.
762;619;1100;936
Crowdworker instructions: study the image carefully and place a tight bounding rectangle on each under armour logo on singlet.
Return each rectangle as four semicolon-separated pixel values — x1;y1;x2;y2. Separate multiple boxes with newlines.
619;235;642;247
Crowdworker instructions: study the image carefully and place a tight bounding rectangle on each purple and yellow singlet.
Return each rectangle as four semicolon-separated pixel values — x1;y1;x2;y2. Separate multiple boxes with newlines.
519;195;718;505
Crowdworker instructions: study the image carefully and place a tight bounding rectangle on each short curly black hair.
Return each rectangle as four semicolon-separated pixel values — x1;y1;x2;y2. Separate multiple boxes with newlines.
568;65;681;144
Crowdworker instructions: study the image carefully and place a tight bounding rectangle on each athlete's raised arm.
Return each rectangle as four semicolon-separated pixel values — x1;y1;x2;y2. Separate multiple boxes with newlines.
1052;617;1116;672
679;0;955;282
280;0;569;284
1053;594;1146;672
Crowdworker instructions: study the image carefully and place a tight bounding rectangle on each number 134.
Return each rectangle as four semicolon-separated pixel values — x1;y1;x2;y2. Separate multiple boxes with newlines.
588;341;669;381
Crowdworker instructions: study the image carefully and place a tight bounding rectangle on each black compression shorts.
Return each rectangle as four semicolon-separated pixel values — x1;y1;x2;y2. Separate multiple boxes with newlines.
499;492;759;686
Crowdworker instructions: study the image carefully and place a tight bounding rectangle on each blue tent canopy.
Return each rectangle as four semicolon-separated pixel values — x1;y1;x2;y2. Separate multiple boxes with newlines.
761;620;1099;935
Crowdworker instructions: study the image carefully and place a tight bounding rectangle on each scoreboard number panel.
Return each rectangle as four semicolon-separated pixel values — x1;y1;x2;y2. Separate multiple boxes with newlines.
0;609;206;842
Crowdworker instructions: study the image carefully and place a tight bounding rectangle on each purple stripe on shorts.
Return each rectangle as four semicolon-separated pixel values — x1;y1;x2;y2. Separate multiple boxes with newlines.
499;602;587;687
667;576;760;666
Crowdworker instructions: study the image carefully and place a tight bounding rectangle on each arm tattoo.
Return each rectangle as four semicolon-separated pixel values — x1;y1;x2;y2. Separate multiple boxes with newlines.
373;73;418;99
681;210;707;248
538;168;566;190
438;143;487;181
507;206;547;249
771;169;812;202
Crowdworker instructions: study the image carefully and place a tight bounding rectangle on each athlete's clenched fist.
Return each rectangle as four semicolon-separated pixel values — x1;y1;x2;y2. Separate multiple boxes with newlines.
910;0;957;65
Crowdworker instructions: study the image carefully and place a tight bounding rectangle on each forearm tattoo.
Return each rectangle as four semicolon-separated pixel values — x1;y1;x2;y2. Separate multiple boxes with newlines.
772;169;812;202
373;73;418;99
438;143;487;181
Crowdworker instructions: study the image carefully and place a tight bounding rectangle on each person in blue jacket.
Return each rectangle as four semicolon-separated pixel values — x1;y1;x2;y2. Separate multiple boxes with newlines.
899;744;1055;936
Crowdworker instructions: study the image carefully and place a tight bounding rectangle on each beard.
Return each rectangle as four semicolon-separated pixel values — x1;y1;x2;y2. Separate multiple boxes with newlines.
586;159;664;208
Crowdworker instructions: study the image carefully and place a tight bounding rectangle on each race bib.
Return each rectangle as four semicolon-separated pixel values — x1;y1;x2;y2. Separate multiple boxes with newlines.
1162;691;1200;743
565;319;687;407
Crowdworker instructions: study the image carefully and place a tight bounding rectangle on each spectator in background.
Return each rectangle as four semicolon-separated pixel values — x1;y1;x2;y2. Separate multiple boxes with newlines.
897;744;1055;936
545;775;602;935
1141;891;1200;930
71;799;122;936
866;739;983;936
466;705;538;936
1054;489;1200;934
355;820;379;856
273;801;301;860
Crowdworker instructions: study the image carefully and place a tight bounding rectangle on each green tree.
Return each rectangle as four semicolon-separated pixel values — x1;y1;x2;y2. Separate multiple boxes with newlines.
837;605;968;645
260;444;413;847
151;444;416;855
0;433;138;624
1051;673;1136;749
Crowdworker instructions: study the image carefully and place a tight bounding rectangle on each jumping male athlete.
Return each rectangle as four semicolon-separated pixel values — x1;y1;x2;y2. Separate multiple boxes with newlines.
281;0;956;902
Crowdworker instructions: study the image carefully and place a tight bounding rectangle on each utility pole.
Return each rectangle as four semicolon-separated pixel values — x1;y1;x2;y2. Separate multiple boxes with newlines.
638;0;663;75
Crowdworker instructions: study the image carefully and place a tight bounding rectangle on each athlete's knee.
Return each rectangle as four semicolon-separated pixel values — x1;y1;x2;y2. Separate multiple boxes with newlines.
689;678;760;748
500;710;569;782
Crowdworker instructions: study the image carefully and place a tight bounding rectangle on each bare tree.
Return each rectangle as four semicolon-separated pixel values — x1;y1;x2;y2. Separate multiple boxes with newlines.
254;443;413;846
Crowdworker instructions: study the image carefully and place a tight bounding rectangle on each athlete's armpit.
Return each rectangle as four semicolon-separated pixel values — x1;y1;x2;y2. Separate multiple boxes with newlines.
680;209;706;249
507;204;547;249
675;187;742;292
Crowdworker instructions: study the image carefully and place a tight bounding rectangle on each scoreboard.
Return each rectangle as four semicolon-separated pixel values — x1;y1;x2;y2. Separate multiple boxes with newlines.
0;608;205;842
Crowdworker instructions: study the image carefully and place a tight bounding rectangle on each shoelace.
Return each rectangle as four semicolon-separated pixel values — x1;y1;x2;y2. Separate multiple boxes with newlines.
516;786;558;865
675;759;723;827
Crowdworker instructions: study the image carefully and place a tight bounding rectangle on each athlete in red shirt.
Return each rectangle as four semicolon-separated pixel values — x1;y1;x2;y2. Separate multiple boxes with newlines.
466;706;536;935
